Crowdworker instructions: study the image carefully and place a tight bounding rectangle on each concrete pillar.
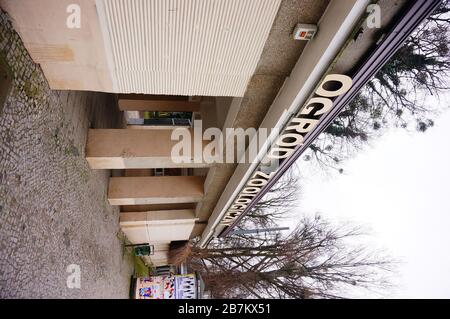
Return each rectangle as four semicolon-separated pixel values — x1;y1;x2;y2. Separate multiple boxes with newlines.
120;209;197;243
142;242;170;267
108;176;205;205
86;129;211;169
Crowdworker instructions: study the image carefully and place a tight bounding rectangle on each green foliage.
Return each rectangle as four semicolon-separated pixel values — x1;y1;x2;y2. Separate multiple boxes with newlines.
133;254;150;278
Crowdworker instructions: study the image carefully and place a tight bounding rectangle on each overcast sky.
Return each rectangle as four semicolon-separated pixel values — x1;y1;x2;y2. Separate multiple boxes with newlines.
293;106;450;298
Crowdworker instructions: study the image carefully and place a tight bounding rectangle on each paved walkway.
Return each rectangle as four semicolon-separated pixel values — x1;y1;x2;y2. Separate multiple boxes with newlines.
0;10;134;298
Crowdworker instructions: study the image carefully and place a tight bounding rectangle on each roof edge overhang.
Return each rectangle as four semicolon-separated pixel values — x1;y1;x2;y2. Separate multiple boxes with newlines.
199;0;371;247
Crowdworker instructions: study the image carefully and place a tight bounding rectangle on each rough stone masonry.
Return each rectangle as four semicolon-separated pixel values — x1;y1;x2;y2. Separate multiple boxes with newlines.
0;10;134;298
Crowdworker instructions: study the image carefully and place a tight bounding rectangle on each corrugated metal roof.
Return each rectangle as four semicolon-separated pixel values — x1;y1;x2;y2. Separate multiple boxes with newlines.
96;0;281;96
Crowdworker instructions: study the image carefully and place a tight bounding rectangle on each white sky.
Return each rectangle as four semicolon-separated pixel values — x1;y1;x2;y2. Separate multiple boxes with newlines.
292;108;450;298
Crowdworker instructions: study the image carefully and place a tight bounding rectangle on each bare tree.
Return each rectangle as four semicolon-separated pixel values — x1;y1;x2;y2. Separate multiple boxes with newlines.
305;0;450;171
189;215;394;299
239;167;300;228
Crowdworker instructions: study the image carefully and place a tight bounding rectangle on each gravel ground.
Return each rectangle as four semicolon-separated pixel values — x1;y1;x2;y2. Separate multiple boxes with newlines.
0;10;134;298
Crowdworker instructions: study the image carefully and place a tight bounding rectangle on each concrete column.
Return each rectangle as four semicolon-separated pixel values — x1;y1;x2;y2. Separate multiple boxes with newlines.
141;242;170;267
120;209;197;243
108;176;205;205
86;129;212;169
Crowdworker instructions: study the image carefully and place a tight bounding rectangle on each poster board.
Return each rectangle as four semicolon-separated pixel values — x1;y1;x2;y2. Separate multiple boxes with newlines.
135;274;197;299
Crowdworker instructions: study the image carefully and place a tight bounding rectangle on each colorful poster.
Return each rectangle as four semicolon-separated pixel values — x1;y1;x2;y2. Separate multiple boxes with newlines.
162;275;176;299
135;274;197;299
175;274;197;299
136;277;163;299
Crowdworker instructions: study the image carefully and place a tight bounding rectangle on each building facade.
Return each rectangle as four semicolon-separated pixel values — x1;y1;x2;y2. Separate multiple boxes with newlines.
1;0;439;266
